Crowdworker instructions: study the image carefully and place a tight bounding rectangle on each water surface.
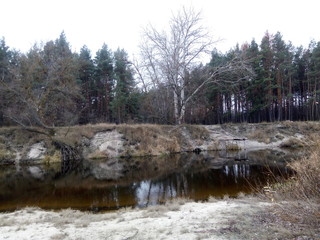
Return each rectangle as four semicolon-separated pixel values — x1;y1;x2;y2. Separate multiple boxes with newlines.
0;150;294;212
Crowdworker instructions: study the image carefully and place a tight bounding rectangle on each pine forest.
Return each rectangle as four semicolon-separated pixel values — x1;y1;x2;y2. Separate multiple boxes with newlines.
1;30;320;127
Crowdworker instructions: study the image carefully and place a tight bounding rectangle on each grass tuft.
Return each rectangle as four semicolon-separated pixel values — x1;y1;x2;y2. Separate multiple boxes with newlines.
226;143;241;151
0;148;15;163
279;138;305;149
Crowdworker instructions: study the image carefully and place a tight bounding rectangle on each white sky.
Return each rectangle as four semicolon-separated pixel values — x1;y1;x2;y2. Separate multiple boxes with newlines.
1;0;319;59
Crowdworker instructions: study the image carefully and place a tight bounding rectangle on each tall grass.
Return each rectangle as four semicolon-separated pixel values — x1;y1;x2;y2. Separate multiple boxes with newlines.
287;148;320;201
270;139;320;231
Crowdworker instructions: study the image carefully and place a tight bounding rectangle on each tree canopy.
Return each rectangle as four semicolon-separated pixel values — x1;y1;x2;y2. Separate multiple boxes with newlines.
1;19;320;126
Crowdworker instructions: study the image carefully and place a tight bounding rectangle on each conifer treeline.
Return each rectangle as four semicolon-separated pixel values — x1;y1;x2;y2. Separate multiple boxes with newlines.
0;31;320;126
202;32;320;124
0;33;139;126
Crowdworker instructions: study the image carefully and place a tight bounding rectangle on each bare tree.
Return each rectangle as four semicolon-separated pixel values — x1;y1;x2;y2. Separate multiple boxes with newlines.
138;7;253;124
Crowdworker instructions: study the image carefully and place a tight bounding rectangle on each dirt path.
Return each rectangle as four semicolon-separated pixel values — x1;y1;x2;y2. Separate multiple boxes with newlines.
1;198;317;240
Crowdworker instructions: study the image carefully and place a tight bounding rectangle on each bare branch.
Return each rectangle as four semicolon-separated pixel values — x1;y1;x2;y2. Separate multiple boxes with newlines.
137;6;252;124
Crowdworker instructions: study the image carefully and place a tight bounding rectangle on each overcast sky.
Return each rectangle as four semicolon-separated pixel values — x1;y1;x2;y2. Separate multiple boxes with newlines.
1;0;319;58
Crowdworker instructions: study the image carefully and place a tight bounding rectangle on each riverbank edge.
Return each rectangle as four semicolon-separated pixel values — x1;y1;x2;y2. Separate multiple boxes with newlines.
0;121;317;165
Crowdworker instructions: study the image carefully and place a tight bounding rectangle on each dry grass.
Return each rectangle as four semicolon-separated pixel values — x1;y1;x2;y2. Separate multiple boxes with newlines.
267;138;320;235
0;123;212;163
282;120;320;132
286;148;320;201
279;137;305;149
0;148;16;163
272;137;320;202
117;124;181;156
53;124;116;147
87;150;109;159
3;121;320;163
248;127;279;144
246;121;320;144
225;143;241;151
42;151;61;164
182;124;210;140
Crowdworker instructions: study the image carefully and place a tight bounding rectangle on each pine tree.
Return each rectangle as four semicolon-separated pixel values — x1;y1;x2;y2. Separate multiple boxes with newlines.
309;41;320;119
0;38;12;125
94;44;114;122
260;32;275;121
244;39;266;122
41;32;80;126
78;45;95;123
271;32;283;120
292;46;307;120
112;49;138;123
206;49;228;123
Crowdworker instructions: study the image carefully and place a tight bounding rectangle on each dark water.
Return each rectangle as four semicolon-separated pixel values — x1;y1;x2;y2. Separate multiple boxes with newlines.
0;150;294;212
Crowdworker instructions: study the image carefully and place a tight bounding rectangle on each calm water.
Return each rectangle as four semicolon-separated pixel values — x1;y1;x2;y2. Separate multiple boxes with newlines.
0;150;294;212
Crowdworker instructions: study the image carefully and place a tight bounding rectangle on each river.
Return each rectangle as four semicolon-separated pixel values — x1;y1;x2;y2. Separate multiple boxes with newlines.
0;149;295;212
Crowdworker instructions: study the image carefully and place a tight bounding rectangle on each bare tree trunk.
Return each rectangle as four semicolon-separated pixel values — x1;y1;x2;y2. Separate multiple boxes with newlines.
178;87;185;124
179;105;186;125
173;89;179;124
105;76;110;122
288;75;292;120
276;70;282;121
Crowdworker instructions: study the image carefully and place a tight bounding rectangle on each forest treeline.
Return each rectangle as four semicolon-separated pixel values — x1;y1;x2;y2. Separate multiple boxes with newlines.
0;30;320;127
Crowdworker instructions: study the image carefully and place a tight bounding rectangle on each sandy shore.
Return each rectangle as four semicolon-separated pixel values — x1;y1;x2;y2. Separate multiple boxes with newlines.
1;197;319;240
0;197;304;240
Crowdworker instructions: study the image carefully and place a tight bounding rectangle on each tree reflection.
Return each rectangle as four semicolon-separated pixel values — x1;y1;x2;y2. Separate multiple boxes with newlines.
0;150;294;211
133;162;290;207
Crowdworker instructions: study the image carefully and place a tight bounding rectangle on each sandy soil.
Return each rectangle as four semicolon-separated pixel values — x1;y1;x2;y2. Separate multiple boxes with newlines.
1;198;318;240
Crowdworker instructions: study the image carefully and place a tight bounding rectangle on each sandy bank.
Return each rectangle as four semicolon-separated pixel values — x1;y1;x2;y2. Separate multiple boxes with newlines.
1;121;315;164
1;197;318;240
0;198;267;240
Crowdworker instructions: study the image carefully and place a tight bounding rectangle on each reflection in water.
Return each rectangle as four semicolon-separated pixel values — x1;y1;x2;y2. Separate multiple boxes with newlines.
133;163;286;208
0;150;295;212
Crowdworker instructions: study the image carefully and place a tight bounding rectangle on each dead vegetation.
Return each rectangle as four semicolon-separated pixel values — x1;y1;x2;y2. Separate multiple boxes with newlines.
279;137;305;149
228;121;320;145
276;142;320;202
225;143;241;151
117;124;181;156
259;137;320;238
53;123;117;147
1;121;320;164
